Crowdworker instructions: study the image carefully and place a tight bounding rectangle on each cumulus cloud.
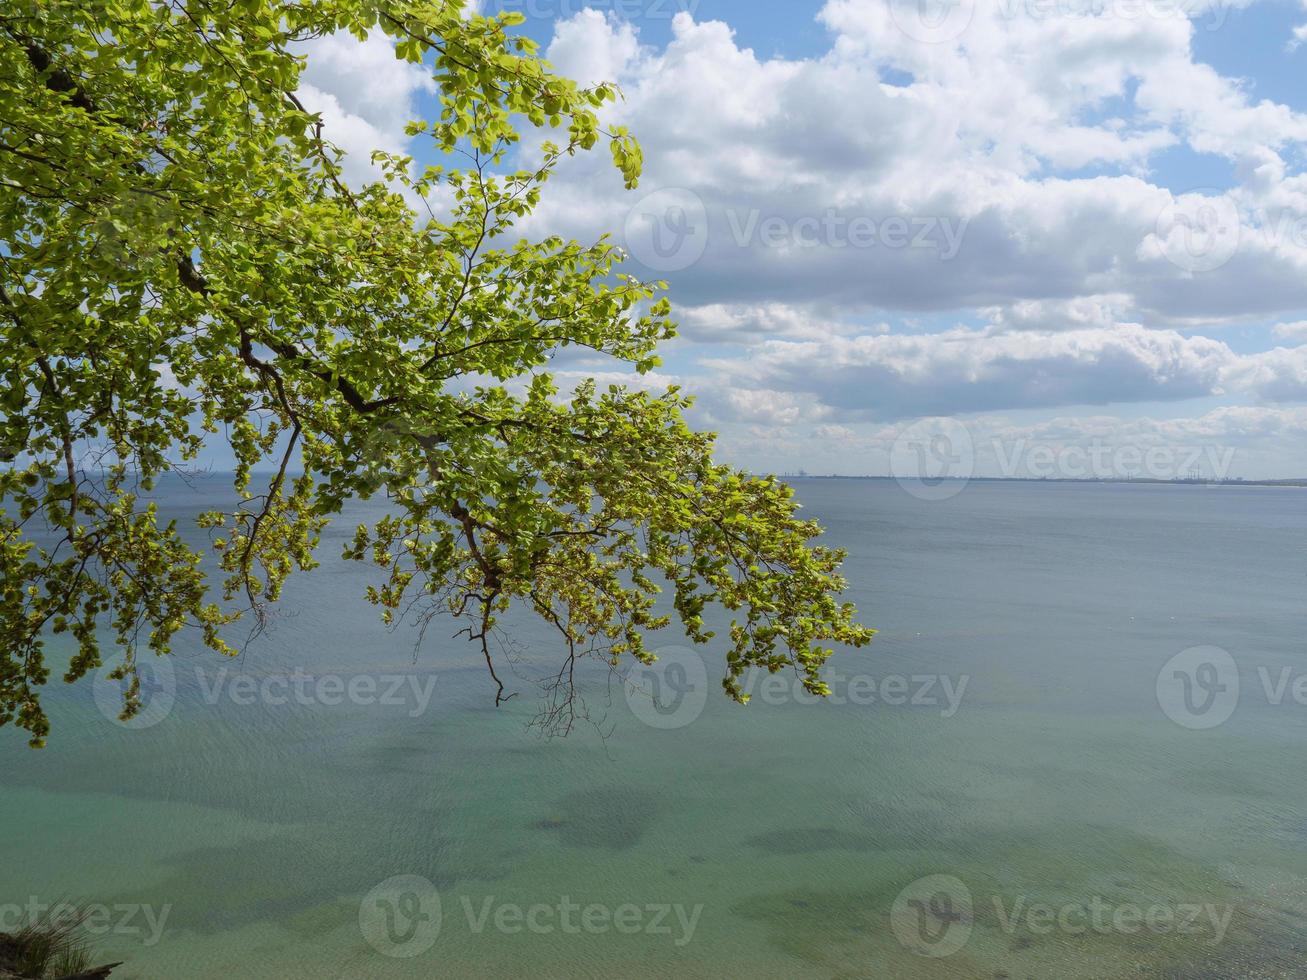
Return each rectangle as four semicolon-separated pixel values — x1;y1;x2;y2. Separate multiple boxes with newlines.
295;30;434;186
510;7;1307;328
984;295;1134;332
1289;0;1307;50
902;406;1307;480
723;405;1307;481
705;324;1235;419
1224;345;1307;403
1273;320;1307;343
675;303;885;341
715;387;832;425
278;6;1307;476
543;9;642;88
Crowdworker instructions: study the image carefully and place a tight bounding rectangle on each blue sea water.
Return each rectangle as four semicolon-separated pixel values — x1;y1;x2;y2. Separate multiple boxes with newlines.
2;477;1306;978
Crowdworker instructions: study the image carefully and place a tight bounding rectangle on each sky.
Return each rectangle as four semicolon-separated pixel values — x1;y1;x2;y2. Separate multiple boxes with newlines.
294;0;1307;481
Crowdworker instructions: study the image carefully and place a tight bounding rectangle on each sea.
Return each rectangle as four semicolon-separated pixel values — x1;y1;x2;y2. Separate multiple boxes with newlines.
2;477;1305;978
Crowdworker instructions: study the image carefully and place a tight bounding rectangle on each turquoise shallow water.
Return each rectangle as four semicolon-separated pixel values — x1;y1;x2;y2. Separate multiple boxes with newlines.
3;478;1307;978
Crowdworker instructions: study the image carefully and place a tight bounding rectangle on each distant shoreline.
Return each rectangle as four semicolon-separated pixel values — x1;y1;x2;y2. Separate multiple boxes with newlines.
157;470;1307;489
782;475;1307;488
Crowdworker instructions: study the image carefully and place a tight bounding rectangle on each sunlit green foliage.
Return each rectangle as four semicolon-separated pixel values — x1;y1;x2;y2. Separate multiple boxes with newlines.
0;0;871;746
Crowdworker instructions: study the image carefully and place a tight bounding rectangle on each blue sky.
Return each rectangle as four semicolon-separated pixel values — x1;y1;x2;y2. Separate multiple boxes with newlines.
297;0;1307;480
482;1;840;57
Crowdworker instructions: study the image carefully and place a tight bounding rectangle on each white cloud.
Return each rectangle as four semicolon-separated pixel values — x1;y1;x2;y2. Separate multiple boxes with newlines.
514;8;1307;327
543;9;641;88
1290;0;1307;50
675;303;883;341
295;31;434;187
716;387;832;425
272;7;1307;475
705;323;1235;419
1224;344;1307;403
1273;320;1307;343
985;295;1134;332
814;424;857;441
